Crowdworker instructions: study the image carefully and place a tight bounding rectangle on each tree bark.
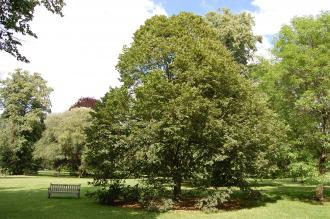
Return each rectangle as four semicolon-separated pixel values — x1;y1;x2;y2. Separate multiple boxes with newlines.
319;115;328;175
173;175;182;201
316;114;328;201
319;152;327;175
315;184;324;201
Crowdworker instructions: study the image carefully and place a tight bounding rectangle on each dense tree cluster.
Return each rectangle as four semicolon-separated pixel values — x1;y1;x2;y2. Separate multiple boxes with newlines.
0;69;52;174
34;107;92;174
250;12;330;198
0;72;93;175
273;13;330;175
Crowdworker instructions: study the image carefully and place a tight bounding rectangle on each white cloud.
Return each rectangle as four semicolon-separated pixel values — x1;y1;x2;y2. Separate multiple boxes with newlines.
255;36;273;60
251;0;330;57
0;0;166;112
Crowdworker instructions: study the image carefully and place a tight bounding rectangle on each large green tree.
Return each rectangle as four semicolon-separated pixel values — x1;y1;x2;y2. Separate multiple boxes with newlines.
0;0;65;62
86;13;285;200
0;69;52;174
270;13;330;176
249;13;330;187
34;107;92;173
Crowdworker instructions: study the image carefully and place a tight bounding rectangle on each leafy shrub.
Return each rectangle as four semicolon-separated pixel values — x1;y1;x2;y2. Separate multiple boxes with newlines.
243;187;262;199
122;185;141;202
86;181;141;204
140;198;174;212
304;174;329;185
138;185;173;212
196;188;232;212
288;162;315;182
86;182;123;204
87;182;173;212
139;185;164;201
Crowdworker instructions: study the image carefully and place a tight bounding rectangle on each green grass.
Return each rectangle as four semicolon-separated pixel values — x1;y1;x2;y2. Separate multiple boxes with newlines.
0;176;329;219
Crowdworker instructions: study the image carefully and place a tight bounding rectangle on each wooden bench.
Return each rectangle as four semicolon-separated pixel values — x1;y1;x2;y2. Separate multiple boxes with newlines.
48;183;81;198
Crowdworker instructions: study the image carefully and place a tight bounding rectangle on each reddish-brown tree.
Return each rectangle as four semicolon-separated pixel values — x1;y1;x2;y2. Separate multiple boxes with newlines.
69;97;97;110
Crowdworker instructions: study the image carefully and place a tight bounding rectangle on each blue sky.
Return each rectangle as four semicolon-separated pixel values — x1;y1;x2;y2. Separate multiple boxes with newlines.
154;0;258;15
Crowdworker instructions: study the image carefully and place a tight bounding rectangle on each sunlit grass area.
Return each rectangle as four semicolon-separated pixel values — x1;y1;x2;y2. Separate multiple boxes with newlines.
0;176;329;219
0;176;154;219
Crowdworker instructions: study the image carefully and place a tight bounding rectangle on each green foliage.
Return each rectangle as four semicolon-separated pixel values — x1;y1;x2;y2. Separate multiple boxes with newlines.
305;173;329;186
249;13;330;187
87;181;173;212
205;8;262;67
140;198;174;213
138;184;170;212
269;12;330;175
34;108;92;173
86;181;140;205
87;12;286;201
0;0;65;62
85;87;132;183
86;184;122;205
0;69;52;174
287;153;316;182
196;188;232;212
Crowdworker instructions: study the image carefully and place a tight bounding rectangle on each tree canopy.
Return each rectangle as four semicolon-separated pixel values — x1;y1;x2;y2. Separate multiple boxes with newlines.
248;13;330;199
271;12;330;175
205;8;262;66
34;107;92;173
86;12;286;200
69;97;98;110
0;69;52;174
0;0;65;62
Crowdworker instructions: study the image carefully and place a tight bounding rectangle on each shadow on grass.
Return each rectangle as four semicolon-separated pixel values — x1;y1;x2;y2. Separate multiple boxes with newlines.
0;187;159;219
248;180;284;187
264;185;330;205
225;184;330;211
0;176;36;179
1;178;330;218
0;187;24;191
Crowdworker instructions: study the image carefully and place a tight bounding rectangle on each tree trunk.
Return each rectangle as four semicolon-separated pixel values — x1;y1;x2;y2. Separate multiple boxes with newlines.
315;185;324;201
319;152;327;175
315;110;328;201
316;151;327;201
319;115;328;175
173;175;182;201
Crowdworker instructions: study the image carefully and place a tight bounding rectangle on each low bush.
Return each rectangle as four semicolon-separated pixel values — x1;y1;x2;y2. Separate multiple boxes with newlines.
196;188;232;212
288;162;315;182
87;182;173;212
138;185;173;212
86;182;140;205
140;198;174;212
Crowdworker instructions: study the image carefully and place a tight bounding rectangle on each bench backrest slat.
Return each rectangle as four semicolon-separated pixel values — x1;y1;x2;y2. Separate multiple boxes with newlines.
50;184;80;191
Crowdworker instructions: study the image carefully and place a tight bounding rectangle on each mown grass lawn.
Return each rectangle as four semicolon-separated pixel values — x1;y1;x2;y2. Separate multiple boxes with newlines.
0;175;329;219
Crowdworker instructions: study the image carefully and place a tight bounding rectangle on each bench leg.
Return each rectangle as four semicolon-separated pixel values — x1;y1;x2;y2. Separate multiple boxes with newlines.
48;192;51;198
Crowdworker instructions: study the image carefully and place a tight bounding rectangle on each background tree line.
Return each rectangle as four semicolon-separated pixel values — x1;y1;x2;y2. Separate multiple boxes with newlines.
0;71;96;175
